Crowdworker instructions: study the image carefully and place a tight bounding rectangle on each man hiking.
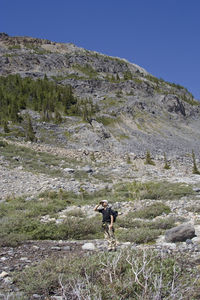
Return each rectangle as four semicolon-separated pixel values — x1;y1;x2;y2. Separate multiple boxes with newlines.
94;200;117;252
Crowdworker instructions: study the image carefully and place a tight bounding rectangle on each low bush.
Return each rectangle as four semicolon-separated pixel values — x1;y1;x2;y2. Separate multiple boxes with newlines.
0;233;26;247
66;208;85;217
186;205;200;213
0;194;102;241
118;216;175;230
127;202;171;220
0;215;102;241
60;216;102;240
0;140;7;147
118;227;162;244
125;181;194;200
0;143;68;176
73;64;98;79
14;248;198;299
96;116;117;126
148;217;176;229
0;191;104;243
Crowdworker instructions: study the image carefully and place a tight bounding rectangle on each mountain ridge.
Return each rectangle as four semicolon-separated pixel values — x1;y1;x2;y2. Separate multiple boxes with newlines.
0;33;200;157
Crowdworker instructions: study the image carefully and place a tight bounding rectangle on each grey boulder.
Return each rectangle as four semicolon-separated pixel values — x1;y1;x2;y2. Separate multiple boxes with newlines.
165;224;196;243
82;242;96;250
82;166;93;173
63;168;75;173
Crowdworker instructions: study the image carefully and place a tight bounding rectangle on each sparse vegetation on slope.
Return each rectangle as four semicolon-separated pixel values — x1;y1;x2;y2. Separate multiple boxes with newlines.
0;191;103;246
14;248;199;299
0;180;194;247
120;181;194;201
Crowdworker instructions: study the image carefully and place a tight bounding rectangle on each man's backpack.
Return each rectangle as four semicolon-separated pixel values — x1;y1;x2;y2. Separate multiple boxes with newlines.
109;207;118;222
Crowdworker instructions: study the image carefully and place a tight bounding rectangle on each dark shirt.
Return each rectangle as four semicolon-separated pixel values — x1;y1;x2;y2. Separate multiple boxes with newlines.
98;207;114;223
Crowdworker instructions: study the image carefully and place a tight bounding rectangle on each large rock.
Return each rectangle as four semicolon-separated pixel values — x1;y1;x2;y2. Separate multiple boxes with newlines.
63;167;75;173
0;271;9;278
81;166;93;173
82;242;95;250
165;224;196;243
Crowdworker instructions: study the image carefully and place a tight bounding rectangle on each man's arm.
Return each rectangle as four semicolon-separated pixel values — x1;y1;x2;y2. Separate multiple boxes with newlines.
94;202;102;211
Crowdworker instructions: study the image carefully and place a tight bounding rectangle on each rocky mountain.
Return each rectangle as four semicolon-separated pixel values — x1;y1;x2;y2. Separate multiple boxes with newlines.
1;34;200;299
1;32;200;157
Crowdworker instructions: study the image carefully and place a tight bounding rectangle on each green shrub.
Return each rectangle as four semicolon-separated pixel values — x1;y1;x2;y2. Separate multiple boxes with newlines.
8;45;21;50
145;74;160;84
0;140;7;147
73;64;98;79
59;216;102;240
118;227;162;243
14;248;196;299
125;181;194;201
118;216;175;230
0;233;26;247
125;202;171;220
181;94;199;106
0;193;102;241
96;116;116;126
15;258;61;296
147;217;175;229
133;77;143;84
0;143;72;177
123;70;133;80
66;209;85;218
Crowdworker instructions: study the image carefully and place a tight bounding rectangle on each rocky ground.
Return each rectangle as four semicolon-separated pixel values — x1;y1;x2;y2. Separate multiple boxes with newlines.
1;138;200;202
1;139;200;298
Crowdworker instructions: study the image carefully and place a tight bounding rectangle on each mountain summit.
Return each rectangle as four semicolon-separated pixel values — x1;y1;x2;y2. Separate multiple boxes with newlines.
0;33;200;157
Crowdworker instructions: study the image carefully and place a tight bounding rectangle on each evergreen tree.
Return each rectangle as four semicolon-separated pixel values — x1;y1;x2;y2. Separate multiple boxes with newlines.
116;90;122;98
19;95;27;109
111;75;116;82
124;71;133;81
54;110;62;124
192;150;200;175
10;101;20;122
163;153;171;170
3;121;9;133
26;116;36;142
116;74;120;81
0;74;78;124
145;151;155;165
126;154;131;164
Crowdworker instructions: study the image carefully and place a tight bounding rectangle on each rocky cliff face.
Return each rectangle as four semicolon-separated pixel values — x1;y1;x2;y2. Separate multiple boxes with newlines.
0;33;200;157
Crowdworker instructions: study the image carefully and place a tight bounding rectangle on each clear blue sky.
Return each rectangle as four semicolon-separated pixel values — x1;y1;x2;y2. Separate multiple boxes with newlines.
1;0;200;99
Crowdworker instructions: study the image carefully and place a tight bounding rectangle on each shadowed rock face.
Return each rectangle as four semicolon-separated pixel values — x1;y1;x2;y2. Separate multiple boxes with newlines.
162;95;186;116
0;33;200;156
